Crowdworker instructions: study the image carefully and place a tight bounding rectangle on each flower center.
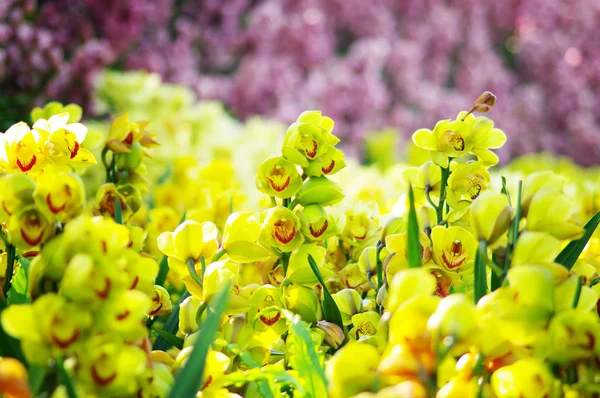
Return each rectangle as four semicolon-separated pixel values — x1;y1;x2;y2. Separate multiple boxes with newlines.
309;219;329;238
467;174;485;200
441;239;467;270
267;165;291;192
273;217;296;244
356;321;377;339
322;159;335;174
441;130;465;151
20;211;47;246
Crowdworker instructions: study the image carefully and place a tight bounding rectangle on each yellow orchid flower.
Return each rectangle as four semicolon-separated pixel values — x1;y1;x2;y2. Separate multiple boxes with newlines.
0;173;36;223
430;225;477;275
255;156;303;198
458;113;507;167
326;342;380;398
470;191;512;246
297;204;338;242
412;118;474;168
402;161;442;206
511;231;569;283
0;121;45;173
7;205;55;249
33;172;86;222
157;220;219;276
32;112;96;166
304;145;346;177
222;211;271;263
384;231;432;278
526;187;584;240
282;112;332;167
491;358;555;398
259;206;304;252
1;294;92;364
446;161;491;207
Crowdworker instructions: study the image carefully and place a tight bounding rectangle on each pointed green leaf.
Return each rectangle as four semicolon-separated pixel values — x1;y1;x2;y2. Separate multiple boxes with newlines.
168;283;231;398
153;291;190;351
474;241;488;304
282;310;327;397
57;358;78;398
307;254;344;329
153;327;184;350
114;197;123;225
407;185;421;268
7;266;29;305
556;211;600;270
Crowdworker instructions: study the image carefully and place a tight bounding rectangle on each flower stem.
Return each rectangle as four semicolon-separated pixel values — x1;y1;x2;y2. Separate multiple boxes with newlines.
375;240;384;290
437;166;451;224
187;258;203;288
287;198;299;210
211;248;226;263
281;253;290;277
3;243;16;296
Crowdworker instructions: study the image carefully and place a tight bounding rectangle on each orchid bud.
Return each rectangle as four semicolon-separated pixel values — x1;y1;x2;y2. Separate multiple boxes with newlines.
295;177;344;207
316;320;345;349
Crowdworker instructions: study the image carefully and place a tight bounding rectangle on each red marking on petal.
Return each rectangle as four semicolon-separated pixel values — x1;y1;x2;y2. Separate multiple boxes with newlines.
46;193;66;214
116;310;130;321
20;228;44;246
91;365;117;386
95;278;111;299
309;220;329;238
441;252;466;269
130;276;139;290
322;160;335;174
201;375;213;390
260;311;281;326
16;155;36;172
1;201;12;216
267;176;291;192
274;227;296;244
69;141;80;159
123;132;134;146
147;303;163;317
51;328;80;349
305;140;318;158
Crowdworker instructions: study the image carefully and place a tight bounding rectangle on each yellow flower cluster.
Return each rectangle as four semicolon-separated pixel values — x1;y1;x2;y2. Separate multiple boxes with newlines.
1;79;600;398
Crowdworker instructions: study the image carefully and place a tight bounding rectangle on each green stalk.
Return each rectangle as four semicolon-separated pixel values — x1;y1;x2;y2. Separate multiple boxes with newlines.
211;248;226;263
474;240;488;304
2;244;16;296
186;258;203;288
436;166;451;224
375;240;384;290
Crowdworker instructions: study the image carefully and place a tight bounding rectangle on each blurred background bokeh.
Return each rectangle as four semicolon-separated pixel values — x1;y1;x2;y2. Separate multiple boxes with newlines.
2;0;600;164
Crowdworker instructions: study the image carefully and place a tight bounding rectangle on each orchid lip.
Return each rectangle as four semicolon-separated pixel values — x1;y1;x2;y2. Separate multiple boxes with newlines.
309;220;329;238
268;175;291;192
322;160;335;174
16;155;37;172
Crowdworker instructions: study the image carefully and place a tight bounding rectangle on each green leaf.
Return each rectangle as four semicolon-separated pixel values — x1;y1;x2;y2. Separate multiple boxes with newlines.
17;255;31;275
307;254;344;329
28;365;47;395
168;283;232;398
474;241;488;304
57;358;78;398
500;176;512;206
283;310;327;397
407;185;421;268
153;327;184;350
7;266;30;305
556;211;600;270
153;291;190;351
114;197;123;225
